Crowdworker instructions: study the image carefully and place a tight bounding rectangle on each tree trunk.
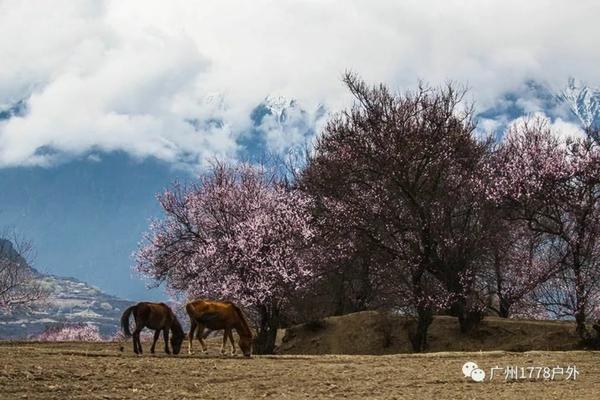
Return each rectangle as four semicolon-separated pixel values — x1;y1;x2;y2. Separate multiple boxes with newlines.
331;261;373;316
331;267;347;316
498;298;510;318
575;309;588;341
353;261;374;312
451;298;482;333
332;280;346;316
254;305;280;354
409;306;433;352
409;267;433;352
574;264;589;341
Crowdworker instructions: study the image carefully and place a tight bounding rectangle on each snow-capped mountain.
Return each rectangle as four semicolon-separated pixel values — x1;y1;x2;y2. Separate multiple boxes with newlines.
477;78;600;136
0;239;132;339
258;95;313;125
239;95;325;158
0;272;132;339
559;78;600;129
253;94;325;126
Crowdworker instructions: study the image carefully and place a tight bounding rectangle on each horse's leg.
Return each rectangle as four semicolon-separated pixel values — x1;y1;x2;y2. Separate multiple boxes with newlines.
196;323;208;353
133;326;143;355
220;329;229;356
227;329;236;355
132;331;139;354
150;329;160;354
188;319;197;354
163;328;171;355
131;323;139;354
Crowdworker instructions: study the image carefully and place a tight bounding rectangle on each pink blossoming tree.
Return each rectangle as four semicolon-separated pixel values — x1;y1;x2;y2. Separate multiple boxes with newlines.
300;74;495;350
487;118;600;340
479;222;561;318
36;322;103;342
136;162;315;354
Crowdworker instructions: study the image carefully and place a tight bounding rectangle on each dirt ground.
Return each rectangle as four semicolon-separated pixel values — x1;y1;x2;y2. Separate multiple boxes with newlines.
0;342;598;399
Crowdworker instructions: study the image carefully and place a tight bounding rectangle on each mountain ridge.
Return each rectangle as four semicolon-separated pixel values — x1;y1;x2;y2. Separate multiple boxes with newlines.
0;271;133;339
559;77;600;129
1;239;133;339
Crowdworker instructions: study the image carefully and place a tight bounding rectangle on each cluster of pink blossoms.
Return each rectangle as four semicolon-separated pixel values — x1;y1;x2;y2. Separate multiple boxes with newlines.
136;163;315;310
36;323;103;342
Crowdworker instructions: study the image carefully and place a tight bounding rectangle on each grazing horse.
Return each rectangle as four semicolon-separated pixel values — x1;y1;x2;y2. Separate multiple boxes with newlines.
120;302;184;355
186;299;254;357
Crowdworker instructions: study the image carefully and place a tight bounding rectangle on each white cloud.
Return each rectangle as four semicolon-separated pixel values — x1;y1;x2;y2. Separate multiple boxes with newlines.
1;0;599;167
507;112;586;141
550;117;587;141
476;118;505;137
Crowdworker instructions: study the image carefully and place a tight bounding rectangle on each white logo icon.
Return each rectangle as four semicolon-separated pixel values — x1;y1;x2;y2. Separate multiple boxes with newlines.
462;361;478;377
471;368;486;382
462;361;486;382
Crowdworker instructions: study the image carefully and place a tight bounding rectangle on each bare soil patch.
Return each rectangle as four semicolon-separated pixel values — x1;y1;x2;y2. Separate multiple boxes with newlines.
0;342;598;399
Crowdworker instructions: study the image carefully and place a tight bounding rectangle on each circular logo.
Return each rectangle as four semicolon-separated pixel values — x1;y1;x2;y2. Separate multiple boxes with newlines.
462;361;478;378
471;368;486;382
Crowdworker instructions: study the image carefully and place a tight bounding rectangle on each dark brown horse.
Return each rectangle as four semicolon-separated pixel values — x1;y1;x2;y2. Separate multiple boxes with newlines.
121;302;184;355
185;299;254;357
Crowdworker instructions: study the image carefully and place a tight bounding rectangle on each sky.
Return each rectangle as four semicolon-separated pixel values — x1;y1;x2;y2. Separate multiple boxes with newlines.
1;0;599;299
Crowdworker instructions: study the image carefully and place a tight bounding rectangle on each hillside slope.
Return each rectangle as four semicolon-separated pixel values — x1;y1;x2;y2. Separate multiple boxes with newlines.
1;238;133;339
277;311;581;355
0;273;132;339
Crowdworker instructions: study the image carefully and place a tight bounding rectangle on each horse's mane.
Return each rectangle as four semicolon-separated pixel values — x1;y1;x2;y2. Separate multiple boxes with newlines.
229;303;253;339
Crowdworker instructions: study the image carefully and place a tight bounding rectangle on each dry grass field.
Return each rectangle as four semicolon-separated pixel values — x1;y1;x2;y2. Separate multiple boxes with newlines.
0;341;599;399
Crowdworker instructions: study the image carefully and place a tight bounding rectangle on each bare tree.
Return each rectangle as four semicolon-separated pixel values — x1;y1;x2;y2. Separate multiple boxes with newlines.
0;231;47;312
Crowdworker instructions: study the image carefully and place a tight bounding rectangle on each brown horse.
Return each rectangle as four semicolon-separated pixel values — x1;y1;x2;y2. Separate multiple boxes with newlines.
185;299;254;357
120;302;184;355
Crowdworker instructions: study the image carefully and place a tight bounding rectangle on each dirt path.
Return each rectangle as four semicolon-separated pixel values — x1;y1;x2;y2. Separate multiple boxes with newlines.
0;342;598;399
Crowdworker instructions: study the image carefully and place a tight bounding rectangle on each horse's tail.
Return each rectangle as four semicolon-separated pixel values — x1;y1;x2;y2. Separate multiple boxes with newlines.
120;304;137;337
230;303;253;338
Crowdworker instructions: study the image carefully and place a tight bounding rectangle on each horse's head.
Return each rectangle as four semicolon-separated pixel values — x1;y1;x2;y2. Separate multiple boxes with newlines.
169;316;186;355
238;335;253;357
171;333;183;355
171;331;184;355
